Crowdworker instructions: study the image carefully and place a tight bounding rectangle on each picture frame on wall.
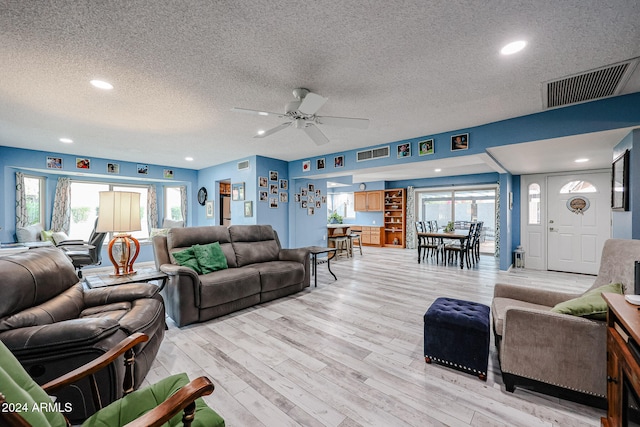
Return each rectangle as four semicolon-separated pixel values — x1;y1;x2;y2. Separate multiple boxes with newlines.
280;179;288;190
397;143;410;158
317;158;325;170
244;201;253;217
270;184;278;194
334;155;344;168
137;164;149;175
76;158;90;169
259;191;268;201
107;163;119;174
302;160;311;172
294;193;301;202
451;133;469;151
269;197;278;208
307;207;315;215
279;192;288;203
418;139;434;156
232;182;245;201
163;169;174;179
259;176;267;187
270;170;278;181
205;200;214;218
46;156;63;169
612;149;630;211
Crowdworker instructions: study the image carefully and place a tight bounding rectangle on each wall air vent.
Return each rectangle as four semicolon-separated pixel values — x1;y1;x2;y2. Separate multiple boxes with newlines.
543;58;638;109
356;146;389;162
237;160;250;170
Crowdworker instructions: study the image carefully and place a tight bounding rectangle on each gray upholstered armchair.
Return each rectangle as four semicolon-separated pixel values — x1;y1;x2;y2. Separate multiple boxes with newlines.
492;238;640;406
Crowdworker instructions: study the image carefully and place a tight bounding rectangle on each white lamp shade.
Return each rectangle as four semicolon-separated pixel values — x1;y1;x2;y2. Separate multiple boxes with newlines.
96;191;142;233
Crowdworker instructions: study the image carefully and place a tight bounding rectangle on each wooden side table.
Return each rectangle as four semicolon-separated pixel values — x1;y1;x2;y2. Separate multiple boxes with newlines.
85;267;168;291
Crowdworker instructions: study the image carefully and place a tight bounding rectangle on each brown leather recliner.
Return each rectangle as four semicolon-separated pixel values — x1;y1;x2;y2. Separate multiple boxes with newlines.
0;247;166;423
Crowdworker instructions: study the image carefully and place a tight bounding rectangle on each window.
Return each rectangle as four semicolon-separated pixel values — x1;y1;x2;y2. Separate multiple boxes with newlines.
24;175;45;227
164;186;183;222
69;181;149;240
528;183;541;225
327;192;355;219
559;180;597;193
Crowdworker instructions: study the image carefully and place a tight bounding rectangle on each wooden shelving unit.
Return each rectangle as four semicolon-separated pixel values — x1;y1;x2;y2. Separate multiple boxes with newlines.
383;188;406;248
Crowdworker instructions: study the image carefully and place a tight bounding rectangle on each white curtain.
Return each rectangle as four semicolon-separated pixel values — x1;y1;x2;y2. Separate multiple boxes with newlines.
180;186;187;226
51;177;71;233
406;186;416;249
15;172;28;228
147;184;158;230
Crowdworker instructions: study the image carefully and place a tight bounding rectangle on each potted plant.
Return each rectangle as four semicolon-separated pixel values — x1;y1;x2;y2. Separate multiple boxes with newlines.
443;221;455;233
328;211;343;224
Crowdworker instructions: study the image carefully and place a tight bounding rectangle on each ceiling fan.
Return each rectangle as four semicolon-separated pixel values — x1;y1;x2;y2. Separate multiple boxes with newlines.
231;88;369;145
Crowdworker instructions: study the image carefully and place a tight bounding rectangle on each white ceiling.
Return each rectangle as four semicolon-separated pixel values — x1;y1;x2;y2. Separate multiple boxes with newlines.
1;1;639;180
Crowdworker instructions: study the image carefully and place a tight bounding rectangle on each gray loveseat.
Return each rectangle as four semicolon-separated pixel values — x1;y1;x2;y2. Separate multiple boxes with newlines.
153;225;310;327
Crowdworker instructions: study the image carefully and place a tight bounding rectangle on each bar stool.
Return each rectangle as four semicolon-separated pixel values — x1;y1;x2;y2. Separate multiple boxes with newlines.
348;231;363;256
329;235;350;258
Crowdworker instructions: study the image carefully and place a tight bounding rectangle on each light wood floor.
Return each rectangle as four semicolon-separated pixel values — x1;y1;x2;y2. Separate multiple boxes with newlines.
142;247;606;426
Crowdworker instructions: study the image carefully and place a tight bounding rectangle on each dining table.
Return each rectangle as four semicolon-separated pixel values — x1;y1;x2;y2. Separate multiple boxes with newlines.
416;230;470;268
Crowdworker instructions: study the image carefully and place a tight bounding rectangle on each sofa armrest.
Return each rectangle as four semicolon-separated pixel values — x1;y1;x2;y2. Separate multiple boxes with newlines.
83;283;160;307
493;282;581;307
0;318;120;354
160;263;200;280
278;247;309;264
159;263;202;327
500;306;607;396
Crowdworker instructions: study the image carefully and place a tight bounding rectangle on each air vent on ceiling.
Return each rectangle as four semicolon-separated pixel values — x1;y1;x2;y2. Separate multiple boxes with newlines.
357;146;389;162
543;59;638;109
237;160;250;170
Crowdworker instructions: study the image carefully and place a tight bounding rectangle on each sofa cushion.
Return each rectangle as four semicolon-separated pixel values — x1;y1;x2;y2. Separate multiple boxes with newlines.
247;260;305;292
193;242;228;273
550;282;624;320
229;225;280;267
167;226;237;268
199;268;261;308
172;247;202;274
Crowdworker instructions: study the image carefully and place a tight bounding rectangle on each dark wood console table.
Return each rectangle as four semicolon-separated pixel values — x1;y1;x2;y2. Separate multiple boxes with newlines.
602;293;640;426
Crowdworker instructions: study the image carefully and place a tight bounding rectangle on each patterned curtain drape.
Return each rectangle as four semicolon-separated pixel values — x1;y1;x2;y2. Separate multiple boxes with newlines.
495;186;501;257
51;177;71;233
147;185;158;231
180;186;187;226
405;186;416;249
15;172;28;228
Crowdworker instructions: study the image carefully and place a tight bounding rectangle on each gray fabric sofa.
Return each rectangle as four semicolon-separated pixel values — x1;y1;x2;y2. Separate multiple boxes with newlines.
0;247;166;422
492;238;640;405
153;225;310;327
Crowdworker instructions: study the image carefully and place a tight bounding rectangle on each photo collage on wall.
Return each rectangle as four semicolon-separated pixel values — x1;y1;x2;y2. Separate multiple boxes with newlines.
45;156;174;178
258;170;288;208
294;183;325;215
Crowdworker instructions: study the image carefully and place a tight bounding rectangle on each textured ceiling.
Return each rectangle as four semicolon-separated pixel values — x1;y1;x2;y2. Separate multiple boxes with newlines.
1;0;639;177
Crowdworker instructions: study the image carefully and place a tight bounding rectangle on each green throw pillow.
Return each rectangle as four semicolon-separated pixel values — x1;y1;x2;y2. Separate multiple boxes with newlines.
550;282;624;320
41;229;55;243
192;242;228;274
172;247;202;274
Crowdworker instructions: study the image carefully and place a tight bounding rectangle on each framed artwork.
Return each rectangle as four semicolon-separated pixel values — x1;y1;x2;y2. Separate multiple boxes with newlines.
321;195;327;204
302;160;311;172
301;188;308;197
612;149;630;211
279;192;288;203
397;143;411;158
244;201;253;217
205;200;214;218
259;176;268;187
334;155;344;168
315;201;321;208
269;170;278;181
46;156;63;169
280;179;288;190
294;193;301;202
418;139;434;156
107;163;120;174
269;197;278;208
315;189;321;197
308;184;315;192
270;184;278;194
317;158;325;170
259;191;268;201
301;200;308;208
232;182;245;201
451;133;469;151
163;169;174;179
76;158;90;169
137;164;149;175
307;207;315;216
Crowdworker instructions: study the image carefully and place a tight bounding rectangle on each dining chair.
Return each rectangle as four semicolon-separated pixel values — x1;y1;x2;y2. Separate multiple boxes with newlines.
445;222;477;268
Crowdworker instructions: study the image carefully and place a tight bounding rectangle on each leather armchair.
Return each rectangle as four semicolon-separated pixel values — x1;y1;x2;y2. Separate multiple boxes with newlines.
0;247;166;423
492;238;640;405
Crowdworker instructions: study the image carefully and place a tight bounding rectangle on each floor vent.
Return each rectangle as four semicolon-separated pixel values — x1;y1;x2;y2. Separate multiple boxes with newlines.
237;160;250;170
543;59;638;109
357;146;389;162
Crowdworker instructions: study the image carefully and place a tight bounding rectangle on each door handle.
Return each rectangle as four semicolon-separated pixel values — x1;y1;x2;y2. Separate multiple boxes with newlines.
549;228;557;232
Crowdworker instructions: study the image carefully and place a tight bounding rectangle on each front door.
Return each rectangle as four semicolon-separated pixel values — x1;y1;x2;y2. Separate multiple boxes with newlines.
546;172;610;274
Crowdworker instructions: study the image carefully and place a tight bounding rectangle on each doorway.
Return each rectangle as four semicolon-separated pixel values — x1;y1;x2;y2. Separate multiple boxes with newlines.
219;180;231;226
521;171;610;274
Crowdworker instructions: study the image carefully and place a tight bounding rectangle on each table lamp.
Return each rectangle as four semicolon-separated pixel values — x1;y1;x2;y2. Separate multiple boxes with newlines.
96;191;141;276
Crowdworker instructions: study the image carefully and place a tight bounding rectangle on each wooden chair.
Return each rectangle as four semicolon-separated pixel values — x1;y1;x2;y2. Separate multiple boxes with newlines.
445;222;477;268
416;221;441;262
0;333;224;427
328;226;351;258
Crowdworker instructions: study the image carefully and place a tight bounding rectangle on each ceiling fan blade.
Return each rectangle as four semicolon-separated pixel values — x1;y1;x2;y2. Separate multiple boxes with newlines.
303;123;330;145
231;107;283;117
298;92;328;115
253;122;291;138
316;116;370;129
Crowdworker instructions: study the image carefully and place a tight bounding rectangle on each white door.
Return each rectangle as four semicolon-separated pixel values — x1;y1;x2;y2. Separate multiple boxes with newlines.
546;172;610;274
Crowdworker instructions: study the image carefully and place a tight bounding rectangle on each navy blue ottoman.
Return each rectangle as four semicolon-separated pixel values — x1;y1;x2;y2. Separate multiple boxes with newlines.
423;297;490;380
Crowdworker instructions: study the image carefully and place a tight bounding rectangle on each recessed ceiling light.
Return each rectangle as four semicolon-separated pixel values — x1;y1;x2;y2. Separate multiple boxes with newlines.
575;158;589;163
90;79;114;90
257;130;266;135
185;157;194;161
500;40;527;55
434;168;442;172
258;112;269;116
59;137;73;143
